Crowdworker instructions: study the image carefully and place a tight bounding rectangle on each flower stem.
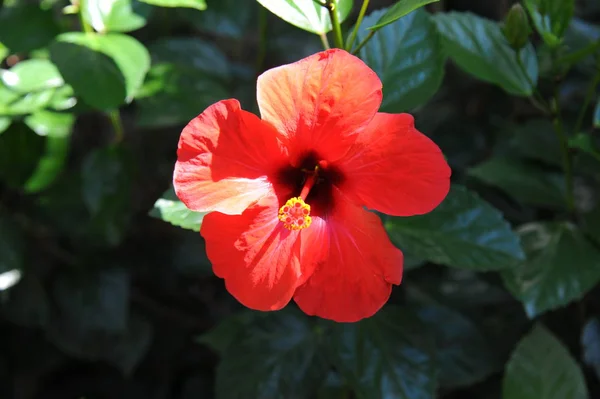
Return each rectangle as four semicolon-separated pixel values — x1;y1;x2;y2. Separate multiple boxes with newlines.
574;66;600;135
78;2;93;34
345;0;369;51
255;6;268;73
351;30;374;55
552;85;576;214
326;0;345;49
108;109;125;143
319;33;331;50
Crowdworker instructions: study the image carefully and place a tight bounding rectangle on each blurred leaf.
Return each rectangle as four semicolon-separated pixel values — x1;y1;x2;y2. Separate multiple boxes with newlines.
368;0;439;29
569;133;600;162
327;306;436;399
0;117;10;134
81;145;133;247
385;184;525;270
0;216;23;278
357;8;444;112
502;222;600;318
468;157;566;209
48;85;78;111
0;43;7;62
50;32;150;109
3;273;49;328
197;311;257;354
1;59;63;94
82;0;152;33
595;97;600;128
150;186;206;232
0;5;59;53
48;269;152;375
215;309;328;399
23;111;74;193
257;0;353;34
434;12;538;96
523;0;574;47
503;324;588;399
582;318;600;380
180;0;256;39
0;122;45;187
583;203;600;246
508;119;561;167
417;305;498;389
140;0;206;10
0;82;55;116
136;63;228;127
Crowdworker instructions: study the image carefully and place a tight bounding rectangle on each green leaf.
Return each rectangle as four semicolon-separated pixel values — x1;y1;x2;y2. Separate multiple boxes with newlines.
81;145;133;247
357;7;445;112
0;43;7;63
594;96;600;128
150;186;206;231
197;311;257;354
569;133;600;162
434;12;538;96
0;122;45;188
179;0;257;39
417;305;498;389
524;0;574;47
503;325;588;399
0;215;24;278
0;117;10;135
508;119;561;167
502;222;600;318
583;203;600;246
0;82;55;116
257;0;353;35
50;32;150;110
385;184;525;270
368;0;440;29
0;5;59;53
582;318;600;380
82;0;152;33
23;111;75;193
3;273;49;328
215;309;328;399
1;59;63;94
327;306;436;399
139;0;206;10
468;157;566;209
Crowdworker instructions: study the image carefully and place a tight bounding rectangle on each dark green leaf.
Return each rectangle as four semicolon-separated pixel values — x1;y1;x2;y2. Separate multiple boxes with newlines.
357;7;445;112
583;203;600;246
509;119;561;167
582;318;600;380
327;306;436;399
594;96;600;128
434;12;538;96
257;0;353;34
417;305;498;389
468;157;566;209
3;273;49;328
0;5;59;53
150;186;206;232
196;311;257;354
50;32;150;109
0;215;24;277
502;222;600;317
1;59;63;94
82;0;152;33
180;0;256;39
139;0;206;10
385;184;525;270
0;117;10;134
215;309;328;399
369;0;440;29
569;133;600;162
503;324;588;399
23;111;75;193
0;122;45;187
0;43;7;62
524;0;574;47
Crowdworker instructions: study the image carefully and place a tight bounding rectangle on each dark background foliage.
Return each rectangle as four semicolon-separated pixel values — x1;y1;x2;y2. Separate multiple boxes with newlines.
0;0;599;398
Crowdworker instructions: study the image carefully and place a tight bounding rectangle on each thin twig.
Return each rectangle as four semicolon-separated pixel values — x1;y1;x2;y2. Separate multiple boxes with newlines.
345;0;370;51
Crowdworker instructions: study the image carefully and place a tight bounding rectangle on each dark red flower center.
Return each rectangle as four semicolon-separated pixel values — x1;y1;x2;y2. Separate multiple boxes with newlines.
275;151;345;221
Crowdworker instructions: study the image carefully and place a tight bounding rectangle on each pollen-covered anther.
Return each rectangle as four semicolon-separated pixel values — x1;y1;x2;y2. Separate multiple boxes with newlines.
278;197;312;230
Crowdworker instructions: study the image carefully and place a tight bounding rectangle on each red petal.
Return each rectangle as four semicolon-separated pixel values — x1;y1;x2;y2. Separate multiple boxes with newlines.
339;113;451;217
257;49;382;163
293;189;403;323
201;194;317;311
174;99;288;215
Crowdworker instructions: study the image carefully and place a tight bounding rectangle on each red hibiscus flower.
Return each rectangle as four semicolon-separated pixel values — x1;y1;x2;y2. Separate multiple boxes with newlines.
174;49;451;322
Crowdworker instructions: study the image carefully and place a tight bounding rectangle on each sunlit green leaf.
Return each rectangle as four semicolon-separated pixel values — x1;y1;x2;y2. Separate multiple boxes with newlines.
503;324;588;399
257;0;353;34
82;0;152;33
0;117;10;134
357;7;444;112
140;0;206;10
149;186;206;232
502;222;600;317
434;12;538;96
368;0;439;29
385;184;525;270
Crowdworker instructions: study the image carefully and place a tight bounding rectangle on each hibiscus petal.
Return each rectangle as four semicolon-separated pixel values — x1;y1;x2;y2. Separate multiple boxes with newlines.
294;189;403;323
201;194;313;311
257;49;382;163
174;99;288;215
339;113;451;217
